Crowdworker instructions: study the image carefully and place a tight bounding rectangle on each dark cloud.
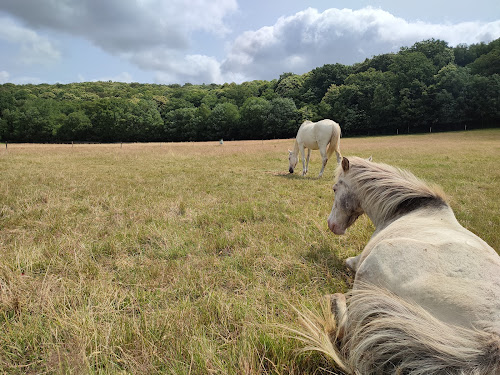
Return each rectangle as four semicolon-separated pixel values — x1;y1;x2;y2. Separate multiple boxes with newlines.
0;0;236;52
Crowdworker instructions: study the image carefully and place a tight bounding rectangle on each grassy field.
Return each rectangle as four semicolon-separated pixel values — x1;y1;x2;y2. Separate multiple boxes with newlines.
0;129;499;374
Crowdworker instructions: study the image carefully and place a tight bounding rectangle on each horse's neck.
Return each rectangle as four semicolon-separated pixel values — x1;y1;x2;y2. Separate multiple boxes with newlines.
362;204;387;231
364;200;453;234
293;140;299;155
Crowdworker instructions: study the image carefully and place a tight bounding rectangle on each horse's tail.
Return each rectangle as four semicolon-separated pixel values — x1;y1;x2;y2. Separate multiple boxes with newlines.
326;122;341;161
296;284;500;375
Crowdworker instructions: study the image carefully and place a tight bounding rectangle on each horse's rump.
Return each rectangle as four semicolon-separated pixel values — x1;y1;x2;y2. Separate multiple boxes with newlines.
297;284;500;375
343;284;500;374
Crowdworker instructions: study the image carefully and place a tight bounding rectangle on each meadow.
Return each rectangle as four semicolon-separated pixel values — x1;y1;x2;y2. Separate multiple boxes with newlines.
0;129;499;374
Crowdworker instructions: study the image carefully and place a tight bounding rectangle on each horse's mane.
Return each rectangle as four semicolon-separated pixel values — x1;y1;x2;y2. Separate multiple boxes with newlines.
337;157;448;222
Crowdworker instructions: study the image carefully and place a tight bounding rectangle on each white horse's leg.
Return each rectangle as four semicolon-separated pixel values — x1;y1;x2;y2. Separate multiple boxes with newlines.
335;150;342;165
305;149;311;175
318;147;328;178
300;146;307;176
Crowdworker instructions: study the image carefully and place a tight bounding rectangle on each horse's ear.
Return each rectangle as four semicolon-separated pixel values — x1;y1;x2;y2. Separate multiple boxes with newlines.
368;155;373;162
288;150;292;154
341;157;350;172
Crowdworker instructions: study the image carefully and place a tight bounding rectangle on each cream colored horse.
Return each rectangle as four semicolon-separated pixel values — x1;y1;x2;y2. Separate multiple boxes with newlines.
288;119;341;177
298;157;500;374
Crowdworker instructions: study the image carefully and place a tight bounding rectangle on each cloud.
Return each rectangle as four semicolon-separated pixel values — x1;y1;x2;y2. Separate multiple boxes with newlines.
221;7;500;81
151;53;246;85
0;0;237;84
125;48;227;84
0;16;61;65
1;3;499;85
0;0;237;53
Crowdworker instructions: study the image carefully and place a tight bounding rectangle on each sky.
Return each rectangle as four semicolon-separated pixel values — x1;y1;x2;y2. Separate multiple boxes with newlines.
0;0;499;86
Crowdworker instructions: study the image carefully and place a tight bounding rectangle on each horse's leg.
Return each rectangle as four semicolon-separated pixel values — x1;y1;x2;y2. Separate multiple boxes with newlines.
318;146;328;178
300;146;307;176
305;149;311;175
327;293;348;341
345;255;361;272
335;150;342;165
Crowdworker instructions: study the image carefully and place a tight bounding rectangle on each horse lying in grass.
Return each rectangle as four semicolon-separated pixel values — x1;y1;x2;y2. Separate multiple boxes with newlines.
288;119;341;178
297;157;500;375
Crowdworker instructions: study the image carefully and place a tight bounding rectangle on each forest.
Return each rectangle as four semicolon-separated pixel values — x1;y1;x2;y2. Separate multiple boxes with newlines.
0;38;499;143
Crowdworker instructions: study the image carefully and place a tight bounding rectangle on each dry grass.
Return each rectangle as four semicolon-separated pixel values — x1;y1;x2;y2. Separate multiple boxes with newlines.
0;129;498;374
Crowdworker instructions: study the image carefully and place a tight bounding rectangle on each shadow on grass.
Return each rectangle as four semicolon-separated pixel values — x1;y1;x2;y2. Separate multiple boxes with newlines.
269;171;322;181
303;243;355;289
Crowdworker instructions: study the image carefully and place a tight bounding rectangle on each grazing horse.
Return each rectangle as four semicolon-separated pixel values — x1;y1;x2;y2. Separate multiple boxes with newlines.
288;119;341;178
298;157;500;375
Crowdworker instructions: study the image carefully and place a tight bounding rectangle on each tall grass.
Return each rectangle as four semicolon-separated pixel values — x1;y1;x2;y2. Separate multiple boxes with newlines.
0;130;498;374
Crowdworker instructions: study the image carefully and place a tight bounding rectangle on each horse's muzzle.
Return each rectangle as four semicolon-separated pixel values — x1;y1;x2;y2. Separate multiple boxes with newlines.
289;168;294;174
327;218;345;235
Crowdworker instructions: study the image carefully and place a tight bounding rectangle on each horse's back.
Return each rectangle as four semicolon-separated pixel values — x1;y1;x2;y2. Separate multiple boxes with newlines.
296;119;340;149
355;208;500;328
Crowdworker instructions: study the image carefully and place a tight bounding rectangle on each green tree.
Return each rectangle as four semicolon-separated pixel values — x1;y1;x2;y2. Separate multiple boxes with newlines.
389;52;436;89
431;64;471;125
55;110;92;141
123;99;164;141
265;97;298;138
467;74;500;127
275;73;305;106
468;48;500;76
164;107;198;142
354;53;396;73
303;64;353;104
208;102;240;140
403;39;454;70
239;97;272;139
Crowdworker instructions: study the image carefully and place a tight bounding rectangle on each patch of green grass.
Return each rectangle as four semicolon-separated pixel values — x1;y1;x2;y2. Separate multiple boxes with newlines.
0;130;498;373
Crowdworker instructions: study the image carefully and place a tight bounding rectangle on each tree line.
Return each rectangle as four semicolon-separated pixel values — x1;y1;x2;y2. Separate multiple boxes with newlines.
1;38;499;143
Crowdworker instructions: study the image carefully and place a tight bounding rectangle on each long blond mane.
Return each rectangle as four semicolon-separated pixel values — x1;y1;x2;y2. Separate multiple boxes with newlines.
337;157;448;223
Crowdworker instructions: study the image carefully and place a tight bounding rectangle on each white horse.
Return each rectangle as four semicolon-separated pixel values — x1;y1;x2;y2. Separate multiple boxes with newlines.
298;157;500;374
288;119;341;178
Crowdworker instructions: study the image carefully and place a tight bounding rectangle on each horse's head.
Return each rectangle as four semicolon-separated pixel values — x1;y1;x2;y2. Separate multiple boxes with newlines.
288;150;298;173
327;157;364;235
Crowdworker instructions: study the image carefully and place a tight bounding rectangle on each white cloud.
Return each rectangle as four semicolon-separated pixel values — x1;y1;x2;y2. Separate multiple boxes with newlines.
151;53;225;84
0;16;61;65
221;7;500;82
0;70;10;83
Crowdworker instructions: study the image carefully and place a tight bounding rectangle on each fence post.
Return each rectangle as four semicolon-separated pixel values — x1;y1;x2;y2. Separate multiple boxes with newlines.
430;127;432;133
